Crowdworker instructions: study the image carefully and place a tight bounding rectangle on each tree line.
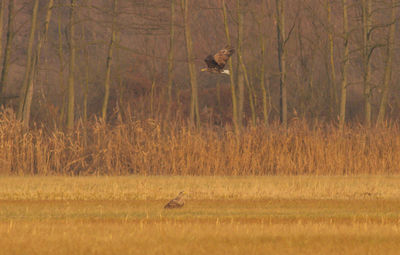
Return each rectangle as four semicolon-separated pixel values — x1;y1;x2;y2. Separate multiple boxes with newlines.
0;0;399;131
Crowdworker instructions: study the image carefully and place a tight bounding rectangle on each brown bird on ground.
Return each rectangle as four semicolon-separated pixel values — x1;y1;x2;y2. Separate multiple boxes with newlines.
201;45;235;75
164;191;186;209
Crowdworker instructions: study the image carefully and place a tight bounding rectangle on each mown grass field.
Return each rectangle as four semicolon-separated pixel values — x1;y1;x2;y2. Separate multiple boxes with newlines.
1;176;400;254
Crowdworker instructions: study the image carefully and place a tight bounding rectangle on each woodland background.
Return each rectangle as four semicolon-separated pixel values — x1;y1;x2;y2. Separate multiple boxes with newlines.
0;0;399;129
1;0;400;175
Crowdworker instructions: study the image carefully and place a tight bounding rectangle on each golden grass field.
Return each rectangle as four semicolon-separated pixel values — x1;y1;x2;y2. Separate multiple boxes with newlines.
1;176;400;255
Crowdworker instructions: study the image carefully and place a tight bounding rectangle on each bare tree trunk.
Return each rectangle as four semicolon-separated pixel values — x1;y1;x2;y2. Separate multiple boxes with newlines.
167;0;175;117
150;37;157;117
82;23;89;124
81;0;91;147
67;0;76;130
102;0;118;121
181;0;200;127
236;0;255;126
362;0;372;127
0;0;14;105
116;68;123;123
115;32;124;122
339;0;349;130
238;52;256;125
326;0;338;119
258;0;271;126
260;33;269;125
23;0;55;128
33;0;54;102
17;0;40;128
0;0;5;63
377;0;396;125
222;0;239;133
236;0;244;127
57;10;66;126
276;0;287;127
22;61;35;130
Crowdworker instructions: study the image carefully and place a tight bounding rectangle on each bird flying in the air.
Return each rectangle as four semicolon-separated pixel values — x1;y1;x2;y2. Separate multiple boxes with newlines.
164;191;186;209
201;45;235;75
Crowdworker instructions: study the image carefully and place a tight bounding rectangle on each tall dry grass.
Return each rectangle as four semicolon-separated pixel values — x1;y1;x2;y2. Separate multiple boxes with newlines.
0;111;400;175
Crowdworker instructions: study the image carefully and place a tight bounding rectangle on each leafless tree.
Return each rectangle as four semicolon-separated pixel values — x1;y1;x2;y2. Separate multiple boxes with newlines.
102;0;118;121
0;0;14;105
67;0;76;130
339;0;349;130
276;0;287;127
181;0;200;127
377;0;396;125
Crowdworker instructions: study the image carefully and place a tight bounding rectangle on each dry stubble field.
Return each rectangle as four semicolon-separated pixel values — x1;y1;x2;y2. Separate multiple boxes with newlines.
0;176;400;255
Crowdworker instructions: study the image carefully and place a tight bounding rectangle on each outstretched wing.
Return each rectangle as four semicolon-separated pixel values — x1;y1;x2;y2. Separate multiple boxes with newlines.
204;55;219;69
213;45;235;69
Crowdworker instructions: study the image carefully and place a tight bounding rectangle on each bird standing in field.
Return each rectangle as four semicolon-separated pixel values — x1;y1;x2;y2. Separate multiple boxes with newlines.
164;191;186;209
201;45;235;75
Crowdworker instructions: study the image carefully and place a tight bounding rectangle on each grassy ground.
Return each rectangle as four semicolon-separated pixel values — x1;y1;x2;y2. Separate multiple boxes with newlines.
1;176;400;254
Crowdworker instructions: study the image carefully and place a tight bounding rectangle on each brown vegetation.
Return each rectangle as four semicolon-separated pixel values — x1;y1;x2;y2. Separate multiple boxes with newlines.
1;176;400;254
0;110;399;176
0;1;400;127
0;1;400;176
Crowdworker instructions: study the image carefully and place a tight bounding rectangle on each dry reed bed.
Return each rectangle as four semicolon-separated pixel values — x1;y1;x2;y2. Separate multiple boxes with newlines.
0;112;399;175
